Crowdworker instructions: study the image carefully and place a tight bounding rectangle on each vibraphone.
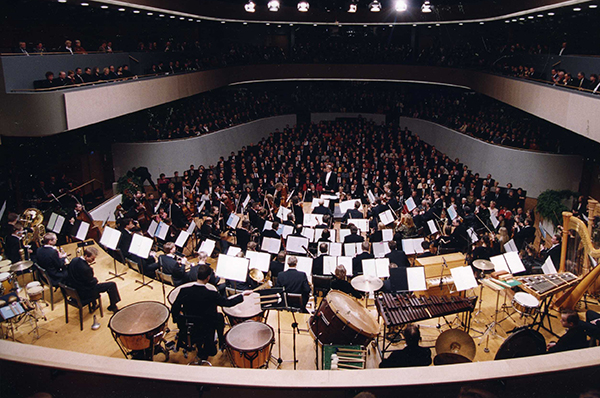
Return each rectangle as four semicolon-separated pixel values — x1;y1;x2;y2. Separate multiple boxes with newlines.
376;292;476;326
516;272;579;300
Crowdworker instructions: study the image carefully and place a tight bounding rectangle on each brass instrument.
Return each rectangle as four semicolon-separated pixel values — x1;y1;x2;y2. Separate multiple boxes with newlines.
553;210;600;310
19;208;45;247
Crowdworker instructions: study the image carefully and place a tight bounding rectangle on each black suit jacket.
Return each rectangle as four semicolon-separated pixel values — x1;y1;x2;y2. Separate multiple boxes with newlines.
159;255;187;286
386;250;410;268
36;246;67;283
353;252;374;275
171;283;242;326
235;228;251;252
344;233;364;244
542;245;561;268
547;326;588;353
270;260;285;278
275;268;311;305
66;257;98;300
342;209;363;223
4;235;22;263
313;205;333;217
312;254;327;276
322;172;338;192
514;226;536;250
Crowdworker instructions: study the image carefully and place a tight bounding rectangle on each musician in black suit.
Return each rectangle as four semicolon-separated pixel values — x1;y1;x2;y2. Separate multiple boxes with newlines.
312;243;328;276
36;233;68;284
331;265;362;298
547;310;588;353
353;242;373;275
4;223;25;263
171;264;250;355
269;251;286;279
322;164;338;192
275;256;311;309
262;221;281;240
342;201;363;224
379;325;432;368
131;166;157;190
541;234;562;268
291;196;304;226
344;224;364;244
235;219;252;253
312;198;333;218
159;242;187;286
66;247;121;312
514;218;536;250
385;241;410;268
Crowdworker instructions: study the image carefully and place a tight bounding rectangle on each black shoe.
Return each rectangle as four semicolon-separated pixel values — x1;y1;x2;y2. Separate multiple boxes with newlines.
107;305;120;313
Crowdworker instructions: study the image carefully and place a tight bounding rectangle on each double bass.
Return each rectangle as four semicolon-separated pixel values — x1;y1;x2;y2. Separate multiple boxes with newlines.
76;204;102;242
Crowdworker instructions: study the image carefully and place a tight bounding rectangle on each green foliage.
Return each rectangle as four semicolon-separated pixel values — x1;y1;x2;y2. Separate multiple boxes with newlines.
116;173;143;200
536;189;579;227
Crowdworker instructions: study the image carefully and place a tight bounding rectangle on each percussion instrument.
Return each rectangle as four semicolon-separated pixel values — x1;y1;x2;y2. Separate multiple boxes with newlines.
472;259;495;272
511;292;539;317
10;261;33;273
433;352;472;365
351;275;384;293
495;327;546;360
225;321;274;368
223;292;264;325
435;329;476;361
0;272;15;294
109;301;170;360
309;290;380;346
0;259;12;273
248;268;265;283
516;272;579;300
26;282;44;302
376;292;476;326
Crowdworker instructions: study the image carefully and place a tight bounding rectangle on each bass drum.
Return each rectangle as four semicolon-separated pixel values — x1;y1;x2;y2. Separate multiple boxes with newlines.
309;290;380;346
495;326;546;360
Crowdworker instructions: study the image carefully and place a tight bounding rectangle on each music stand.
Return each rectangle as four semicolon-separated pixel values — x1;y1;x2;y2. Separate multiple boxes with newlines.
128;234;154;291
100;227;127;281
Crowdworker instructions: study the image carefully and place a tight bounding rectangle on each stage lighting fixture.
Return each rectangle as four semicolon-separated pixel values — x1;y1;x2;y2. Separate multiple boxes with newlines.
348;3;357;12
297;1;309;11
394;0;407;12
244;1;256;12
369;0;382;12
421;0;432;13
268;0;280;11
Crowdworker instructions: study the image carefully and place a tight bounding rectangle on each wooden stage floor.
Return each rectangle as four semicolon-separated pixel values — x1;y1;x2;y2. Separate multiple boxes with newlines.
4;241;598;370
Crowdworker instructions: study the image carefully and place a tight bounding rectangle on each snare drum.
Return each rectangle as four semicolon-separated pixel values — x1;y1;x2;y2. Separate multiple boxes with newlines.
0;272;14;294
223;292;264;325
309;290;380;346
512;292;539;317
0;259;12;273
225;321;274;368
26;282;44;302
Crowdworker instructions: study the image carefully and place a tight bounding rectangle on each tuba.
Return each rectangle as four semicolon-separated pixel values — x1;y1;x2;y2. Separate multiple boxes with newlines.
20;208;45;247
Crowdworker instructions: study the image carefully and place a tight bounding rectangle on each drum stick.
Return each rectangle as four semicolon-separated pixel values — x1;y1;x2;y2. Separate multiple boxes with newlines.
336;363;363;369
259;294;280;299
260;299;279;305
336;348;365;353
336;357;366;362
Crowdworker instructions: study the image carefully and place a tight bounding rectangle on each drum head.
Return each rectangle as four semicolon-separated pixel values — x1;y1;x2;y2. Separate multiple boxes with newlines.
0;272;10;281
495;327;546;360
326;290;379;336
223;292;262;318
226;321;273;351
514;292;539;308
434;352;472;365
109;301;170;335
435;329;476;361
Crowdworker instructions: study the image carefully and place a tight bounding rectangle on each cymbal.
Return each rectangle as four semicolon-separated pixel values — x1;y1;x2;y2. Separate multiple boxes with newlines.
472;259;495;271
433;352;472;365
435;329;476;361
248;268;265;283
10;261;33;273
351;275;384;293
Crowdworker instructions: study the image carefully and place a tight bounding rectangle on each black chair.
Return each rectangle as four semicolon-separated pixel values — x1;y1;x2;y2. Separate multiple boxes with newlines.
312;275;333;305
35;265;58;311
58;283;103;331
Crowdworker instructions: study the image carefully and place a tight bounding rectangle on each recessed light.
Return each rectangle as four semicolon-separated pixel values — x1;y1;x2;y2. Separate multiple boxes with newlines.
537;14;543;17
196;19;201;22
511;19;517;22
519;17;525;20
133;10;140;13
573;7;581;11
389;24;394;27
117;8;125;11
412;23;417;26
277;24;282;27
170;15;175;18
159;14;165;17
100;5;108;9
290;23;294;26
428;25;432;28
479;22;484;24
58;0;67;3
505;20;510;23
266;22;271;25
363;24;367;27
313;23;317;26
221;20;225;23
147;12;153;15
81;2;89;6
547;12;555;16
243;22;248;24
589;4;598;8
180;17;186;20
527;16;534;19
458;22;463;25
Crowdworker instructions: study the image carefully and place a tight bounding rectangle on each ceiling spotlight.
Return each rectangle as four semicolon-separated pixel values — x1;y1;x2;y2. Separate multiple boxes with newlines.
58;0;67;3
188;18;193;21
458;22;463;25
369;0;382;12
518;17;525;20
363;24;367;27
180;17;185;20
243;22;248;24
117;7;125;11
527;15;533;19
573;7;581;11
479;22;484;24
421;1;432;13
297;1;309;11
348;3;357;12
244;1;256;12
160;14;165;17
537;14;543;17
170;15;175;18
590;4;598;8
505;20;510;23
394;0;407;12
133;9;140;13
266;22;271;25
221;20;226;23
547;12;554;16
148;12;154;15
290;23;294;25
511;18;517;21
313;23;317;26
412;23;417;26
268;0;280;11
389;24;393;27
81;2;89;6
100;5;108;8
435;23;440;26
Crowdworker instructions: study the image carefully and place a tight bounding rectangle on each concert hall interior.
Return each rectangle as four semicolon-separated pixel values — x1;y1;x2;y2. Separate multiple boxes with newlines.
1;0;600;397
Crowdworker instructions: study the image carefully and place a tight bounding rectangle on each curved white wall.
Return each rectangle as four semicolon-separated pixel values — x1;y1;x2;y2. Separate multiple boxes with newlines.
399;117;583;197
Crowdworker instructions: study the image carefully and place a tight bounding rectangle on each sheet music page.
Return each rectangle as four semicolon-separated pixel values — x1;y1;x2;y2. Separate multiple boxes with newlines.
280;225;294;239
304;214;323;227
129;234;153;259
186;221;196;234
328;242;343;257
340;199;359;214
301;227;315;241
367;190;376;204
373;242;390;258
48;213;58;232
375;258;390;278
216;254;249;283
323;256;337;275
242;195;251;209
226;246;242;256
490;254;510;273
311;198;330;209
542;256;558;274
538;222;547;239
490;213;500;229
339;229;351;242
467;228;479;243
55;215;66;233
285;255;313;284
286;236;309;254
156;221;169;241
338;257;353;276
313;228;324;242
352;219;369;232
263;220;273;231
504;239;518;253
277;206;292;221
75;221;90;241
379;210;395;226
197;201;206;215
261;237;281;254
147;220;159;237
413;238;425;254
344;243;357;257
246;251;271;273
427;220;438;235
402;239;416;255
100;226;121;250
328;229;337;242
450;266;478;291
227;213;240;229
175;231;190;248
407;267;427;291
321;194;338;200
447;206;458;220
362;259;377;277
504;251;526;274
198;239;216;256
405;197;417;212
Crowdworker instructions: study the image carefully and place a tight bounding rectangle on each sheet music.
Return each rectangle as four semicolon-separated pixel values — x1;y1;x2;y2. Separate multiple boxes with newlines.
286;236;309;254
372;241;391;258
362;259;377;277
427;219;438;235
490;254;510;273
321;194;339;200
447;206;458;220
198;239;216;256
323;256;338;275
226;246;242;256
155;221;169;241
313;228;325;242
261;237;281;254
327;242;343;257
216;254;249;283
379;210;395;226
197;201;206;214
490;213;500;229
375;258;390;278
450;266;478;291
382;229;394;242
75;221;90;241
279;224;294;239
343;242;362;257
351;219;369;232
276;206;292;221
339;229;351;243
504;251;526;274
504;239;518;253
129;234;153;259
227;213;240;229
367;190;376;204
340;199;359;214
284;255;313;284
186;221;196;234
304;214;324;227
47;213;65;233
242;195;251;209
338;256;353;276
147;220;159;237
542;256;558;274
99;226;121;250
407;267;427;291
538;222;547;239
174;231;190;248
311;198;329;209
467;228;479;244
246;251;271;273
154;198;162;213
301;227;315;242
263;220;273;231
405;197;416;212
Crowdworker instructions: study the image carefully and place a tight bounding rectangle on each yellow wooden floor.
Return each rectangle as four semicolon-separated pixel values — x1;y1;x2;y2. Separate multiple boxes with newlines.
3;240;598;370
